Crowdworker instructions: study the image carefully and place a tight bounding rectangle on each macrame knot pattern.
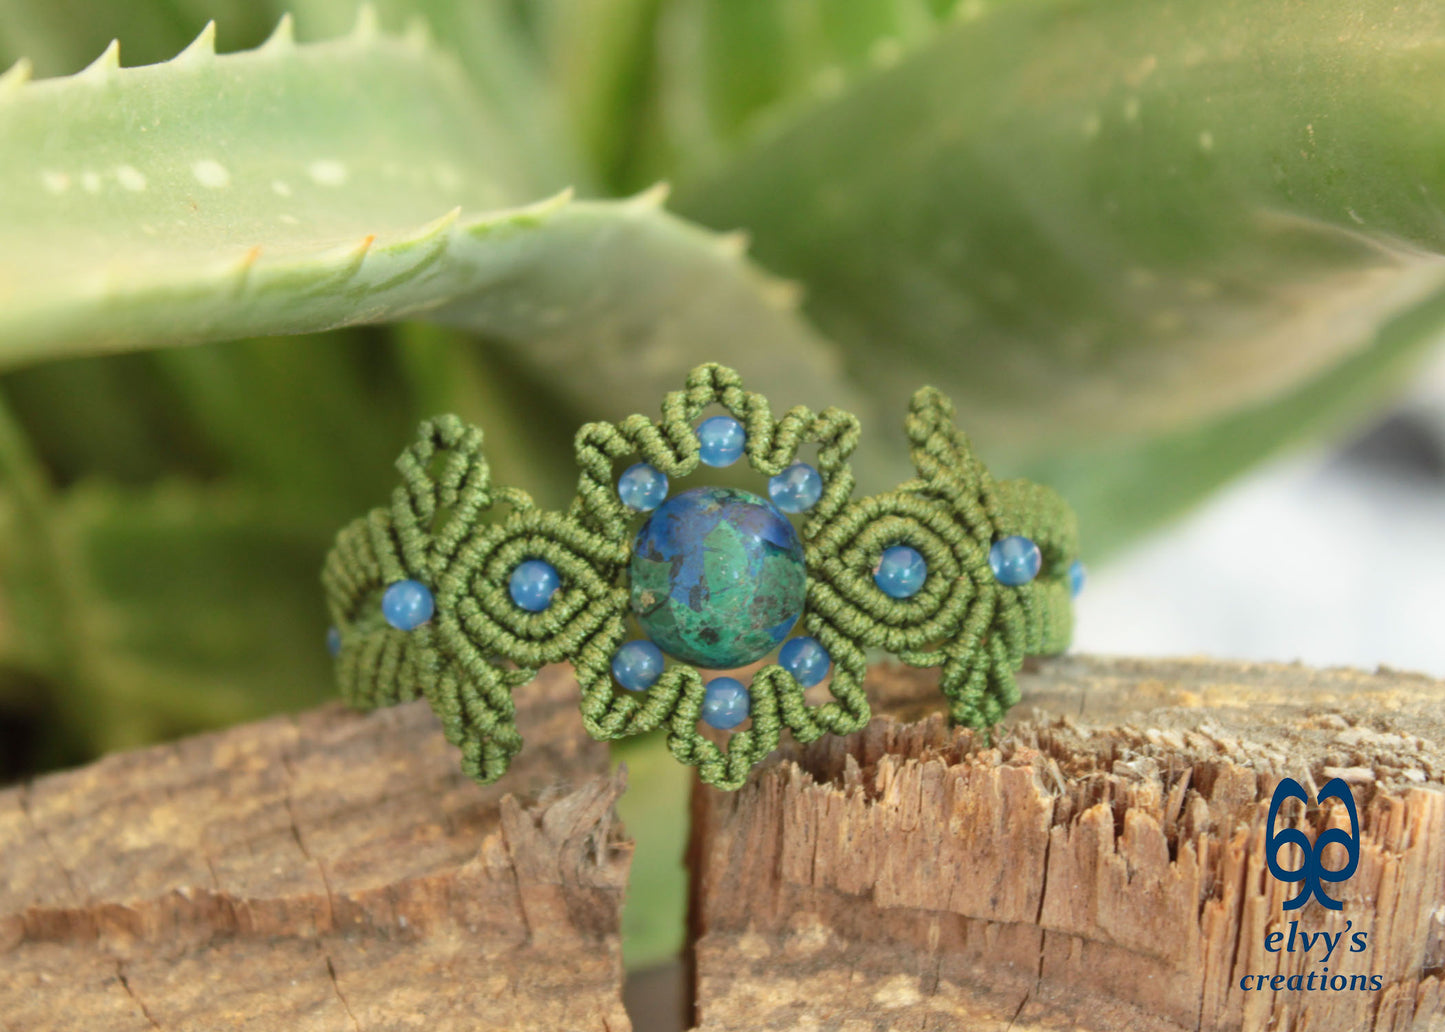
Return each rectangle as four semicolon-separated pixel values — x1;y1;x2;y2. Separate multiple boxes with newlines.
323;414;628;784
808;388;1077;729
323;364;1080;790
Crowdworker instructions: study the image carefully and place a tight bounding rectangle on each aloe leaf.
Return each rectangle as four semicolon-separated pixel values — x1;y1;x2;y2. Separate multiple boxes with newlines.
1027;283;1445;555
55;482;336;754
0;18;532;357
532;0;665;190
150;330;418;517
1;352;217;485
0;386;333;755
158;322;590;521
0;4;580;520
274;1;581;192
0;0;579;192
663;0;940;155
0;0;270;77
0;19;873;442
671;0;1445;540
0;398;67;681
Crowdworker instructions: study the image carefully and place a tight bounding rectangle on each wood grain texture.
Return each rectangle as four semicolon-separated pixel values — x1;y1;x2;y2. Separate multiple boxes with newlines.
4;657;1444;1031
0;669;631;1032
690;656;1445;1032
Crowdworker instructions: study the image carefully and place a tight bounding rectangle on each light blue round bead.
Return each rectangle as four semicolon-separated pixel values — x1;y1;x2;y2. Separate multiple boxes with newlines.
509;559;561;612
698;415;746;468
874;544;927;599
702;676;750;730
618;463;668;511
1069;559;1087;598
382;579;434;630
612;639;665;692
768;463;823;513
990;535;1042;586
326;626;342;657
779;636;830;687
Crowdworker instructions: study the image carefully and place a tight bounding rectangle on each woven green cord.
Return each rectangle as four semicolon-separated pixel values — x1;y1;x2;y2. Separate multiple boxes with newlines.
322;363;1080;791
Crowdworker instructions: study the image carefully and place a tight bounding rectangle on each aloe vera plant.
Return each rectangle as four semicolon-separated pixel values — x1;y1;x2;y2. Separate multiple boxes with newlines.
3;0;1445;967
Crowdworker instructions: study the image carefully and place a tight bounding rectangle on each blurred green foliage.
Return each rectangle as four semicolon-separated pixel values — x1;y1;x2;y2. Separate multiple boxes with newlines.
3;0;1445;968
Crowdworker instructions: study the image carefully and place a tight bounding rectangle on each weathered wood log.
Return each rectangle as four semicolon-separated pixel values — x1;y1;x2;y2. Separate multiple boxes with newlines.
3;657;1444;1031
691;657;1445;1031
0;671;631;1032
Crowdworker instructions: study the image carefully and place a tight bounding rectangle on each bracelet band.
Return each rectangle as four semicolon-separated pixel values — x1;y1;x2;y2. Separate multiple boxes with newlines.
322;364;1082;790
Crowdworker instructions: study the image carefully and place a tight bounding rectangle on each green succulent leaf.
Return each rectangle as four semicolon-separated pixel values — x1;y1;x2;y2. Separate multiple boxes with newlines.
650;0;948;179
0;0;272;78
44;483;336;754
0;17;870;439
0;0;577;192
0;388;335;759
670;0;1445;538
0;16;519;354
1027;282;1445;554
275;0;580;192
531;0;665;190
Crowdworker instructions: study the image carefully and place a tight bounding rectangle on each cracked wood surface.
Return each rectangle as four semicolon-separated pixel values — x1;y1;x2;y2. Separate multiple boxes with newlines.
690;657;1445;1032
0;669;631;1032
4;657;1444;1031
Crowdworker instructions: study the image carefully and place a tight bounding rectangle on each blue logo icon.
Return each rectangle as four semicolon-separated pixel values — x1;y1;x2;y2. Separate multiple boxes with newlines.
1265;777;1360;911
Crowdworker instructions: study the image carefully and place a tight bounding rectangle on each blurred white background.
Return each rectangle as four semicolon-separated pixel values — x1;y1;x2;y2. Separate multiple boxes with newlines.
1075;350;1445;677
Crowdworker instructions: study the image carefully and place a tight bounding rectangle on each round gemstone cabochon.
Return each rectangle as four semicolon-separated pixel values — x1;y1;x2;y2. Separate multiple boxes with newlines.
630;486;806;669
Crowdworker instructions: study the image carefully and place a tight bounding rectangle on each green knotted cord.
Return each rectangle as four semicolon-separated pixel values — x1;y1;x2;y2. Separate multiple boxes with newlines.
322;363;1080;791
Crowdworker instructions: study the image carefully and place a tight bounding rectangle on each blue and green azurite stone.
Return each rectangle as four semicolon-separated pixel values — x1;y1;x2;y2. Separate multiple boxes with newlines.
630;486;806;668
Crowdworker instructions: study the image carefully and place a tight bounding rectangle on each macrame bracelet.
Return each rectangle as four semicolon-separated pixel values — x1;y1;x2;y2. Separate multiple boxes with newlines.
321;363;1084;791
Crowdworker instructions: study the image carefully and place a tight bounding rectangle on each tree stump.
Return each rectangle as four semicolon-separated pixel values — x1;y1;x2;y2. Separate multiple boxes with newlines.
692;657;1445;1031
3;657;1444;1031
0;672;631;1031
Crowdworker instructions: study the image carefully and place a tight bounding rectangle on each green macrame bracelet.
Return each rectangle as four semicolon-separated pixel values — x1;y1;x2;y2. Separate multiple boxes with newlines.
321;363;1082;791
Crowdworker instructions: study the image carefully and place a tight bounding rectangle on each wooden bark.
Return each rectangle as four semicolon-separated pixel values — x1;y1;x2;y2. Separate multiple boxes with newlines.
0;671;631;1032
3;657;1444;1031
691;657;1445;1032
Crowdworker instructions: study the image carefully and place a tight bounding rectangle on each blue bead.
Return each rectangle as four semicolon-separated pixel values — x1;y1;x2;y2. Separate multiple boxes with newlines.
382;580;434;630
1069;559;1087;598
702;676;750;730
612;639;665;692
618;463;668;511
326;626;342;656
697;415;746;468
768;463;823;513
990;535;1042;586
509;559;561;612
874;544;927;599
779;636;830;687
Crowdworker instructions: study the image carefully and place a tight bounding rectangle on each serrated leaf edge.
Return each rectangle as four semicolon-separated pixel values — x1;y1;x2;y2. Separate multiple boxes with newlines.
173;21;217;65
0;58;32;100
1;7;429;99
76;39;120;82
0;178;817;367
260;13;296;53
